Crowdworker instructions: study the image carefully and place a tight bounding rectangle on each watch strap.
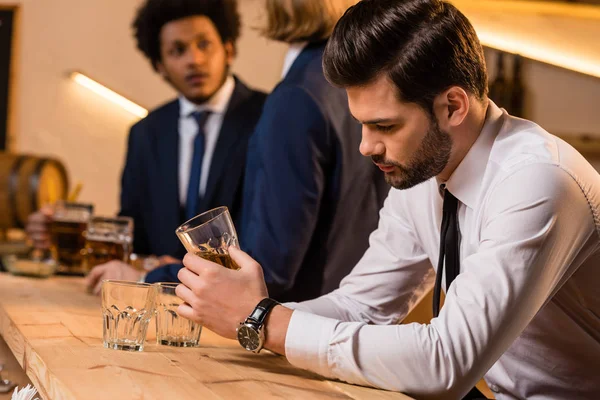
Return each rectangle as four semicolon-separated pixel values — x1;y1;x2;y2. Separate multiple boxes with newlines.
246;298;279;327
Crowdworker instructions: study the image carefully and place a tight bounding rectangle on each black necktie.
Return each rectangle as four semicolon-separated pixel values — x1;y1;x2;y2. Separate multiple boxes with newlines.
433;188;460;317
433;188;487;400
185;111;210;220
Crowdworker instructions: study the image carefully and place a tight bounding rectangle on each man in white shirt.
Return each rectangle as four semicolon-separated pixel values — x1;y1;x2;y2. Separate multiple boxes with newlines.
173;0;600;398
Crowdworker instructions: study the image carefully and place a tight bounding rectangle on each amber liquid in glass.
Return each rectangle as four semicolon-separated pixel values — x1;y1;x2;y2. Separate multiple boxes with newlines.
85;237;130;272
50;220;87;275
194;250;240;270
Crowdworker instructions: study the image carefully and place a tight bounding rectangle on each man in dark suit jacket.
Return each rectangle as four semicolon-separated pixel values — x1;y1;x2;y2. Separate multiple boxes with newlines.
120;78;264;259
85;0;265;293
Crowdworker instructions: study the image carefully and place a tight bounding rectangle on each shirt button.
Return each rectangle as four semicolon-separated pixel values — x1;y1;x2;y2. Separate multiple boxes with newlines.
489;384;500;393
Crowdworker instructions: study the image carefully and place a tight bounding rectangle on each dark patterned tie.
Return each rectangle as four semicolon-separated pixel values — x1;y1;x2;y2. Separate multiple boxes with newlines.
185;111;210;220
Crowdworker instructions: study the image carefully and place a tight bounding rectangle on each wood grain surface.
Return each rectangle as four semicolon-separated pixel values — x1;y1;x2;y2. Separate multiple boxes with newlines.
0;274;414;400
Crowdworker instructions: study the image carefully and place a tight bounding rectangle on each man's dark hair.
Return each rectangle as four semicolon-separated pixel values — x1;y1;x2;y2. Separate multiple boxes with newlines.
323;0;488;114
133;0;241;70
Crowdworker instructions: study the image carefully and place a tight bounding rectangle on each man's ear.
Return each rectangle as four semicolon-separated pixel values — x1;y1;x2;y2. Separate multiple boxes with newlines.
224;40;235;66
432;86;470;131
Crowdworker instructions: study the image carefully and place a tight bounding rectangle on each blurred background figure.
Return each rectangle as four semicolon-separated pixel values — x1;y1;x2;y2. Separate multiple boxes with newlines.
119;0;265;258
241;0;389;301
25;0;267;293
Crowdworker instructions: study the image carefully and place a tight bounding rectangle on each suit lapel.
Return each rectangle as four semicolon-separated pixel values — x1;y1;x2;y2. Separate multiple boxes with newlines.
199;79;252;211
154;101;181;225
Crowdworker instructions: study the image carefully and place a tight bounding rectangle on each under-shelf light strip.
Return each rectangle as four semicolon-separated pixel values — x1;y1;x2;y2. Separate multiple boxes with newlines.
71;72;149;118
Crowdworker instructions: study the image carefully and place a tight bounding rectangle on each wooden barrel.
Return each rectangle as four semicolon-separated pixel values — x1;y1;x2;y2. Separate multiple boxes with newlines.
0;153;69;229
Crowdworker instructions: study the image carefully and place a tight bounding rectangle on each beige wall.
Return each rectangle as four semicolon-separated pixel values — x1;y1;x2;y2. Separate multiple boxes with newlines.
0;0;287;215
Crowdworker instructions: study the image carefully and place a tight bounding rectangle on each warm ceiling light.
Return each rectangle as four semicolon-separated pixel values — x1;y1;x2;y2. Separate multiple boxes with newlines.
70;72;148;118
449;0;600;79
477;31;600;80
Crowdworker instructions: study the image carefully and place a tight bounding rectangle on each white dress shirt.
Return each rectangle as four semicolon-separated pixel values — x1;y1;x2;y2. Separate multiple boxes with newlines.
284;101;600;399
281;42;308;79
178;75;235;204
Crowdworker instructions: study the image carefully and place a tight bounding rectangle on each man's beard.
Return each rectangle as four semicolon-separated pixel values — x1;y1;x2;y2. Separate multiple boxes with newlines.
372;118;452;190
186;66;229;104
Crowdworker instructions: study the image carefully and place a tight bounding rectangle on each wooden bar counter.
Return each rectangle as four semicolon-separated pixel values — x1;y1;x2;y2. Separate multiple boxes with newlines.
0;273;413;400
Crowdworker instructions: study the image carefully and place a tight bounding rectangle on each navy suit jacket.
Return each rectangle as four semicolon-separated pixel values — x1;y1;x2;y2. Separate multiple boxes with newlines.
119;77;266;283
241;42;389;302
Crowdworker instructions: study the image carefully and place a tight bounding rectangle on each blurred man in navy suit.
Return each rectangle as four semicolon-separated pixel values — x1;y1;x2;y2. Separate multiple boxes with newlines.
84;0;266;293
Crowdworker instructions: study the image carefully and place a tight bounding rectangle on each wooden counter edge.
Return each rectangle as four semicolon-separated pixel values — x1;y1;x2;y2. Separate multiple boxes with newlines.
0;304;77;400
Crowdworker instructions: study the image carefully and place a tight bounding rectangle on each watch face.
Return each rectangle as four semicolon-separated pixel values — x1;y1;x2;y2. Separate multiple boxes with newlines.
237;324;261;351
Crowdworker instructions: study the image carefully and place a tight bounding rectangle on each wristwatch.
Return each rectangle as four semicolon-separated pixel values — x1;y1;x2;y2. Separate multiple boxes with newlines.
237;298;279;353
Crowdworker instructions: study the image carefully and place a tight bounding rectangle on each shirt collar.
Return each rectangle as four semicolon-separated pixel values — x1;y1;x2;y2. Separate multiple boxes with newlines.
443;100;505;209
178;75;235;118
281;41;309;79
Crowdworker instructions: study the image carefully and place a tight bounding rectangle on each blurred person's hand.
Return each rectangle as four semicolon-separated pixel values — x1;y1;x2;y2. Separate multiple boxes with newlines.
25;205;54;249
85;260;143;296
130;254;181;271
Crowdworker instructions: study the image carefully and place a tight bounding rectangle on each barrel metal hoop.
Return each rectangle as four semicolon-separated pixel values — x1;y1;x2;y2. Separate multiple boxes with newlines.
8;155;26;228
